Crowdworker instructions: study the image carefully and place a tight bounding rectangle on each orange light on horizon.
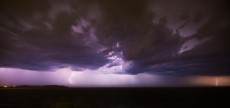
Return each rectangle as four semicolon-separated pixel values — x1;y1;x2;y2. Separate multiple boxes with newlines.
3;85;8;88
187;76;230;86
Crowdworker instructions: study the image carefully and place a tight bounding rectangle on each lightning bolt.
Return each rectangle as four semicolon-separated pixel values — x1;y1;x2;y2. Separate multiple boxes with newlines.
215;78;219;86
68;72;75;85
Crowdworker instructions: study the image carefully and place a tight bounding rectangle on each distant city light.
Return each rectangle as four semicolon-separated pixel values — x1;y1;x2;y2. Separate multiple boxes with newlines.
3;85;8;88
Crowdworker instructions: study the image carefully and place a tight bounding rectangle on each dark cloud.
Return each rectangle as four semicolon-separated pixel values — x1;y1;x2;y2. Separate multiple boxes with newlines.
0;0;229;75
0;0;108;70
96;0;180;60
95;0;230;75
128;53;230;76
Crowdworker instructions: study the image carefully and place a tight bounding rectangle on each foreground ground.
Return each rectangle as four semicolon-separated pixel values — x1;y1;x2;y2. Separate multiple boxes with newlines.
0;87;229;108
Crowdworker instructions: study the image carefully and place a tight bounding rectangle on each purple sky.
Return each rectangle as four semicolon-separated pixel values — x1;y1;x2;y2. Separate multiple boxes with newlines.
1;67;230;87
0;0;230;87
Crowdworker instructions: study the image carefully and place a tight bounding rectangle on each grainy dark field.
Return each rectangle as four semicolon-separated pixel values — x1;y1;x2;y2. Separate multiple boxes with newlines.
0;87;229;108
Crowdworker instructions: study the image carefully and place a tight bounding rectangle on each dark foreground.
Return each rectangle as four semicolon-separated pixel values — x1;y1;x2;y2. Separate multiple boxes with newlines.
0;87;229;108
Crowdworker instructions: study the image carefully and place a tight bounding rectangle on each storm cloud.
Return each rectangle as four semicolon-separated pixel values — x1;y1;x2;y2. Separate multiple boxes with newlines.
0;0;229;77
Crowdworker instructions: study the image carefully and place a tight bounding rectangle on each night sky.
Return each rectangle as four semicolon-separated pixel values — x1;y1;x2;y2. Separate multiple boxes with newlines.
0;0;230;87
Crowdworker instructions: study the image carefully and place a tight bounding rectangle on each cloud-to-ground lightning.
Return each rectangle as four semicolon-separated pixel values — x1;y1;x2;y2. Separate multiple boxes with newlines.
215;78;219;86
68;72;74;85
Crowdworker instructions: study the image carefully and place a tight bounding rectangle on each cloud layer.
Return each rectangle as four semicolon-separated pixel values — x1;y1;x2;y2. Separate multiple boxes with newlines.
0;0;229;78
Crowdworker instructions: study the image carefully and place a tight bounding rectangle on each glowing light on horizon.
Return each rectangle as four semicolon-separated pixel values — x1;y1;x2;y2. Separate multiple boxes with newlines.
3;85;8;88
188;76;230;86
1;67;230;87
